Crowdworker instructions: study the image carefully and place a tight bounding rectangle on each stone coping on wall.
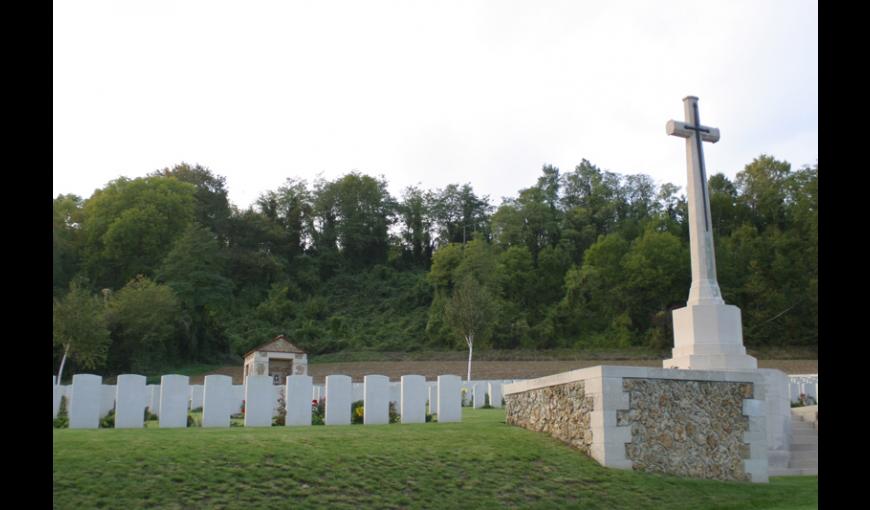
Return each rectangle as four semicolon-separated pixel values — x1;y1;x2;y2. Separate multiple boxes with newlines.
503;365;765;396
503;365;769;483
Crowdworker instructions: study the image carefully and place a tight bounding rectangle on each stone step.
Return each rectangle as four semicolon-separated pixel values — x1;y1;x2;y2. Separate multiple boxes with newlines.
770;467;818;477
790;442;817;452
790;450;818;461
791;404;818;417
789;460;818;470
791;434;818;445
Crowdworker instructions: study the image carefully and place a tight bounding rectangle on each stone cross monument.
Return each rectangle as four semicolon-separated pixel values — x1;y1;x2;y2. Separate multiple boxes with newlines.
663;96;757;371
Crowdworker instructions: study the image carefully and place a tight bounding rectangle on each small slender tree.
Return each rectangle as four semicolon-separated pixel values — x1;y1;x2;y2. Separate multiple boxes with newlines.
53;283;111;390
444;274;496;381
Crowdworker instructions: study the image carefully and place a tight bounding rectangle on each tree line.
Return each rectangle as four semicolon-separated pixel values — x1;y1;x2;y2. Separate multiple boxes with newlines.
53;155;817;376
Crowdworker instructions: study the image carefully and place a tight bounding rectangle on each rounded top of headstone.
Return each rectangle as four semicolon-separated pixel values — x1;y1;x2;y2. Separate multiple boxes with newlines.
682;95;699;102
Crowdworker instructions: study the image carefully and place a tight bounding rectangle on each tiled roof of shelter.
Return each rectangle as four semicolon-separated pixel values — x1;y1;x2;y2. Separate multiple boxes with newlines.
243;335;306;358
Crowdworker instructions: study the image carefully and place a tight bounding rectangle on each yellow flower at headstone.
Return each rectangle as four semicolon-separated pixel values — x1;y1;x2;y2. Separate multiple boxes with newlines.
355;406;364;418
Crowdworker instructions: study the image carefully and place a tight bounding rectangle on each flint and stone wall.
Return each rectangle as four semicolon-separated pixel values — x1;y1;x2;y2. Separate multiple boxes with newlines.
504;381;594;455
619;378;750;480
504;366;768;483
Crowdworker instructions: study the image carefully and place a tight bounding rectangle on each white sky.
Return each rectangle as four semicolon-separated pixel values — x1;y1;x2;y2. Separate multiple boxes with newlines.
54;0;818;210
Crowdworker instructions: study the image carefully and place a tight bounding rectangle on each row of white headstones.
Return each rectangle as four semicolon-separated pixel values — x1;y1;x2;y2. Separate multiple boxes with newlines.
53;374;512;429
788;374;818;404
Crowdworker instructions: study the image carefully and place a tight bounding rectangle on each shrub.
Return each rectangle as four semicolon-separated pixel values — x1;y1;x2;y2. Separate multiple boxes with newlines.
187;413;201;427
100;410;115;428
351;400;365;424
389;402;400;424
273;388;287;426
312;399;325;425
54;396;69;429
144;408;158;422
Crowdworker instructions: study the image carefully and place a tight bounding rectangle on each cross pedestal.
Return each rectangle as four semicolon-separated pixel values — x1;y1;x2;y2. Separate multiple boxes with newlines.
662;96;757;372
667;303;756;370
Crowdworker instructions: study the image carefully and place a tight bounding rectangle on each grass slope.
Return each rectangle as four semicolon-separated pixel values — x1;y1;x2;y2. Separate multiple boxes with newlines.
54;408;817;510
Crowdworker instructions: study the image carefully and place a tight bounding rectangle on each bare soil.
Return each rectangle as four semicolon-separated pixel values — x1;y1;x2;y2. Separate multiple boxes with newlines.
192;359;818;385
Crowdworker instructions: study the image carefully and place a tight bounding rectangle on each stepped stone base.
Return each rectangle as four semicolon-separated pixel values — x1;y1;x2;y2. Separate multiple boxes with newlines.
770;407;817;477
664;304;758;371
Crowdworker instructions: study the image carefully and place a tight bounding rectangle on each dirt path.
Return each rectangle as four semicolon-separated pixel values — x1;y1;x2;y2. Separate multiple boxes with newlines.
192;359;818;385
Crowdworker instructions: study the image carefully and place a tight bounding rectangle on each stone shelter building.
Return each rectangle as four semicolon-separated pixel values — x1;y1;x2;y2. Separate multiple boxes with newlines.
243;335;308;385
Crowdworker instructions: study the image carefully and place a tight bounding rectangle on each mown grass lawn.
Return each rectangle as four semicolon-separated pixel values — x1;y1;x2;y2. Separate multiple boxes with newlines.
54;408;817;510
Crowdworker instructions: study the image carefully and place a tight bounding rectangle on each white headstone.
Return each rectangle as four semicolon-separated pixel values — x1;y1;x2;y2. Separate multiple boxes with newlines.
146;384;160;416
202;375;232;428
352;382;364;403
312;384;321;403
189;384;204;410
472;383;486;408
363;375;390;425
461;385;471;406
437;375;462;423
400;375;427;424
804;382;817;399
99;385;116;419
229;385;244;414
663;96;757;371
389;382;401;410
244;376;273;427
285;375;313;426
69;374;102;429
53;376;61;419
159;375;190;428
488;382;503;408
789;382;801;403
325;375;352;425
114;375;146;428
273;384;284;417
428;383;438;416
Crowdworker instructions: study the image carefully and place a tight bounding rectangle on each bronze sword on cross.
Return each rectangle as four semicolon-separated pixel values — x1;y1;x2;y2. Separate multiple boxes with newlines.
666;98;720;232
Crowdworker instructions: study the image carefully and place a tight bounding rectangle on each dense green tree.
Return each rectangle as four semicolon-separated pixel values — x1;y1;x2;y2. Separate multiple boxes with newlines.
223;209;292;305
736;155;792;231
396;186;435;267
618;173;658;239
158;223;234;359
550;234;632;347
430;184;492;246
80;176;197;289
53;282;112;384
560;159;623;237
491;185;561;260
256;178;313;258
310;173;394;271
151;163;232;242
105;276;183;373
53;194;84;296
51;153;817;372
621;229;690;346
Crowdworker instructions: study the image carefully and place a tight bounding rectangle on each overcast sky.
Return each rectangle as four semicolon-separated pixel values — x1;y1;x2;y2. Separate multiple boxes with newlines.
54;0;817;209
